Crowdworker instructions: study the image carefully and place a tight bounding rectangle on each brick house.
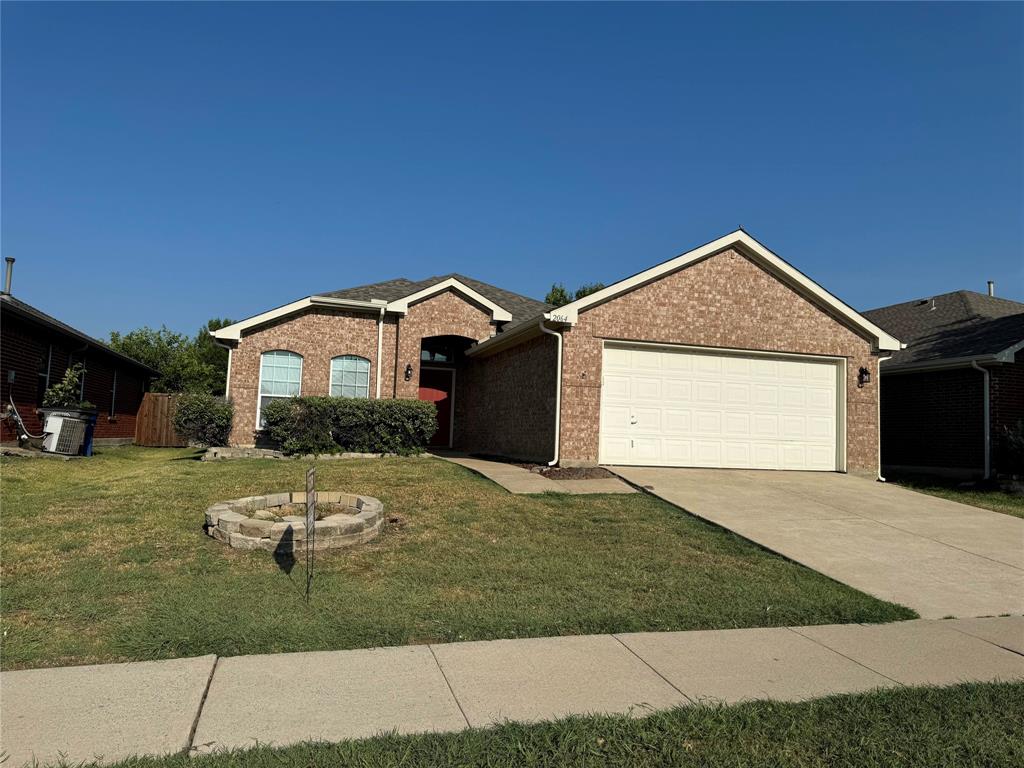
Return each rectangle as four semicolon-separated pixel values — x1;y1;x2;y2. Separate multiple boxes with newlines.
1;291;158;445
864;290;1024;478
214;230;901;475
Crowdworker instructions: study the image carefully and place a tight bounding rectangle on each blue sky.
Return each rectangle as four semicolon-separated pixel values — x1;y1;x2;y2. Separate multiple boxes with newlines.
3;2;1022;339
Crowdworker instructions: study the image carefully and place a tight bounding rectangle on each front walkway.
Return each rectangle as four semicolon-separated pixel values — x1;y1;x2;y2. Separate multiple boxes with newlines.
611;467;1024;619
3;618;1022;766
438;454;636;494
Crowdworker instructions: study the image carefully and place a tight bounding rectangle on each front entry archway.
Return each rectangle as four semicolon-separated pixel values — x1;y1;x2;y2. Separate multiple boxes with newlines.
419;367;454;448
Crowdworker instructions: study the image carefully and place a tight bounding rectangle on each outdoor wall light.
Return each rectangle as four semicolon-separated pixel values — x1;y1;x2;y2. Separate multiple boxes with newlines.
857;367;871;388
404;363;413;381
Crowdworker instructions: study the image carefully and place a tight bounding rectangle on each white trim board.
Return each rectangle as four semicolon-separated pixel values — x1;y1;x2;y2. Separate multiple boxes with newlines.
212;278;513;343
548;230;902;352
385;278;512;322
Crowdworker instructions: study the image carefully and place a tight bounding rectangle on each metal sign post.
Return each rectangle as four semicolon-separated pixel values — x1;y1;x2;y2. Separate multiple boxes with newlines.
305;466;316;603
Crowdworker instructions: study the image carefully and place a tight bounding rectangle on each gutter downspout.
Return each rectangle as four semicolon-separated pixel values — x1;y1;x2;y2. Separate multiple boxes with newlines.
538;317;563;467
971;360;991;480
876;354;892;482
375;307;385;399
211;334;235;399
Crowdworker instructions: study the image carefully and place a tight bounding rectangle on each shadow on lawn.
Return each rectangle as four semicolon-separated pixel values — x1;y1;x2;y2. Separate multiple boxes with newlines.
274;528;296;575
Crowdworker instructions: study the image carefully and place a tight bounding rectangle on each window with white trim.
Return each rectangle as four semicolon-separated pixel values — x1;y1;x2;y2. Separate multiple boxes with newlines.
258;350;302;427
330;355;370;398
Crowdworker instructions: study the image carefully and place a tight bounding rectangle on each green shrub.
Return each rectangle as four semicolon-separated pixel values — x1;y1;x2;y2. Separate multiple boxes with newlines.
261;397;436;455
172;393;234;447
42;364;94;410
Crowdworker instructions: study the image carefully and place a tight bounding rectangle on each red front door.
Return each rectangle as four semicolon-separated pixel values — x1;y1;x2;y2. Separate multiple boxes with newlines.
418;368;454;448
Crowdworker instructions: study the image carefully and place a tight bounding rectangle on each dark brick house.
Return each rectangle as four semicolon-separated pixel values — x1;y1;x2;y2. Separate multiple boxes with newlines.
1;290;158;445
214;230;901;476
864;291;1024;478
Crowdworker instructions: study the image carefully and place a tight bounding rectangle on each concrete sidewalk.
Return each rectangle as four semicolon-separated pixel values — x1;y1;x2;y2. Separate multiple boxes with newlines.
2;617;1022;766
439;454;636;495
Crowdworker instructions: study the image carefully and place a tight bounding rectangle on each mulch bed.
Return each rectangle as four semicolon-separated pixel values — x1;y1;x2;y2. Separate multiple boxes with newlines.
471;454;614;480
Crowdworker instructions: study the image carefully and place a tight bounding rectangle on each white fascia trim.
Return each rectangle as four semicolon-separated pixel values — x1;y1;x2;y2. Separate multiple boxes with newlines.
213;296;388;341
549;230;903;352
385;277;513;322
465;312;555;357
879;349;1018;374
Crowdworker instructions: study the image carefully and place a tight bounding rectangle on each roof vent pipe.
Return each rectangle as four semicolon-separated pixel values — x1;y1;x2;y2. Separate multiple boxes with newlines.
987;280;995;297
2;257;13;296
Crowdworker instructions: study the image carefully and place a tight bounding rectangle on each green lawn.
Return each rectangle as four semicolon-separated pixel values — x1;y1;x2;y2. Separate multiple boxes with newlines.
893;476;1024;519
1;447;913;670
92;683;1024;768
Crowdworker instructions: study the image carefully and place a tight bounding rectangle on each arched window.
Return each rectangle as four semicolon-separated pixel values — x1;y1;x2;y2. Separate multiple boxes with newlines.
258;350;302;427
330;355;370;399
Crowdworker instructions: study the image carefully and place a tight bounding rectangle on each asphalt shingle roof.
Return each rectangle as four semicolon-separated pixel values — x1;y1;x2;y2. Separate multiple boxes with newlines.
863;290;1024;367
318;273;552;324
0;293;160;375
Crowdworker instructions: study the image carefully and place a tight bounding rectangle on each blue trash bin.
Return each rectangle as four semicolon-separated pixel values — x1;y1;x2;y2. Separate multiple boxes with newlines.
82;410;98;456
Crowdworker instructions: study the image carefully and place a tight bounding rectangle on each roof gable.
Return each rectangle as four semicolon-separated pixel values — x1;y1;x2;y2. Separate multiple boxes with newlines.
214;272;549;342
548;230;901;351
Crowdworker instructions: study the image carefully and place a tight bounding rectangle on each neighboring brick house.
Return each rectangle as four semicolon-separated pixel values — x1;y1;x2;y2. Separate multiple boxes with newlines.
1;291;158;445
864;290;1024;478
214;230;901;475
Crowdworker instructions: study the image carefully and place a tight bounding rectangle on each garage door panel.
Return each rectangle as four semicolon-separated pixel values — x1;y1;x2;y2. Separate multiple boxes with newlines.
633;408;661;431
695;381;722;403
600;344;840;471
752;443;781;468
664;379;692;402
752;413;779;438
632;437;661;461
723;412;750;437
807;416;834;439
604;346;631;370
806;387;834;411
632;377;662;401
663;439;692;463
694;410;722;434
603;374;630;399
633;349;663;370
752;384;778;407
601;404;631;430
601;436;630;464
663;409;692;434
723;382;750;405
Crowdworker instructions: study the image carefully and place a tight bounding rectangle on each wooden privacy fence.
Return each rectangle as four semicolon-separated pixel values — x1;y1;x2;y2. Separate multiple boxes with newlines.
134;393;187;447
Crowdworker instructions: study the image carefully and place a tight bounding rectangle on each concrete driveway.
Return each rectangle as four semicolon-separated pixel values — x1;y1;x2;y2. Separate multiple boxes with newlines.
610;468;1024;619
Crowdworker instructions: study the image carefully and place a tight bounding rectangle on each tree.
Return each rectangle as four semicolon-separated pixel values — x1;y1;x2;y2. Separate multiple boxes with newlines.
194;318;234;396
108;318;233;395
545;283;572;307
545;282;605;307
573;282;605;300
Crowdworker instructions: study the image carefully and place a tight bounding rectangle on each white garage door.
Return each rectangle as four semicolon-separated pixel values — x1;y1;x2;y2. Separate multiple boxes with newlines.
600;343;841;471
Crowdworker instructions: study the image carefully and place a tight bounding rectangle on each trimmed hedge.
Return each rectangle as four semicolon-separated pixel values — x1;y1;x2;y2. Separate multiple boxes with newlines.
262;397;437;456
173;393;234;447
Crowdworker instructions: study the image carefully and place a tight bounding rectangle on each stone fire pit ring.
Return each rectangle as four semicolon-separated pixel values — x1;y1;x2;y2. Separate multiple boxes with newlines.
204;492;383;552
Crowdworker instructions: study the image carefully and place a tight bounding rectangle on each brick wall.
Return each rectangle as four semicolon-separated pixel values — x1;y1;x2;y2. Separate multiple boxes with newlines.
558;248;882;472
390;291;495;400
991;353;1024;474
879;368;984;472
227;308;381;445
1;313;147;443
456;333;557;462
227;290;495;446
